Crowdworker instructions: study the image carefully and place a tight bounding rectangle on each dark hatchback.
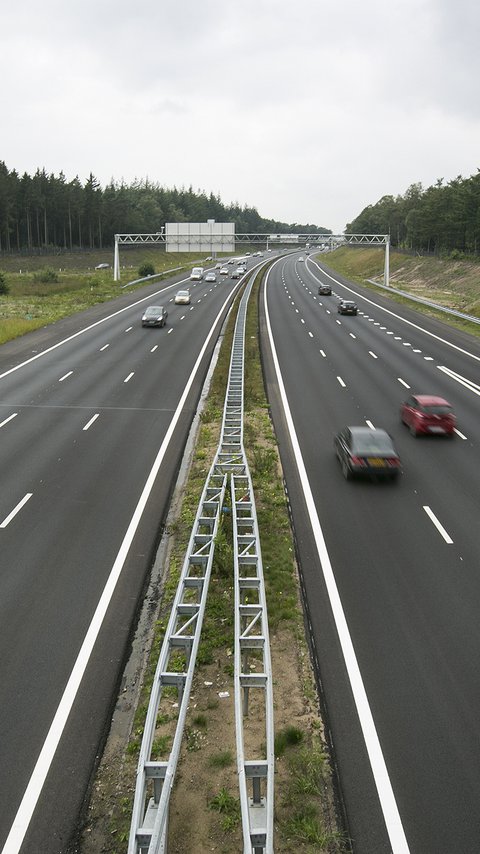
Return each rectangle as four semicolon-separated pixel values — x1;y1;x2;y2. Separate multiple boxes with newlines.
318;284;332;295
338;299;358;315
335;426;402;481
141;305;168;327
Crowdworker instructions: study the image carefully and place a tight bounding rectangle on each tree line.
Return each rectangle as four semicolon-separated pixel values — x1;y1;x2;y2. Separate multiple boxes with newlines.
0;162;331;253
346;169;480;256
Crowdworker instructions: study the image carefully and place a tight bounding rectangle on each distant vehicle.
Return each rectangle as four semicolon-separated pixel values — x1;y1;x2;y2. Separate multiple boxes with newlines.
174;289;191;305
245;252;251;256
205;272;217;282
141;306;168;327
236;266;246;275
318;284;332;295
400;394;456;437
95;262;110;270
227;259;236;265
298;256;304;262
335;426;401;481
338;299;357;315
190;267;204;281
215;262;222;269
220;266;229;275
230;270;241;279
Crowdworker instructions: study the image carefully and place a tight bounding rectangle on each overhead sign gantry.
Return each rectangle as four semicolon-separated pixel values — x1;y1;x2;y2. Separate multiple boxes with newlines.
114;228;390;285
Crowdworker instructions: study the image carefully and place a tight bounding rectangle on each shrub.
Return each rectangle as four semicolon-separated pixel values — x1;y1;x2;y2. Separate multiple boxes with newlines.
33;268;58;284
0;271;9;295
138;262;155;278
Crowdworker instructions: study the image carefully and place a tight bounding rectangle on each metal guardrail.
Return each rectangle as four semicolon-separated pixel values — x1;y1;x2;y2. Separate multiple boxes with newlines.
367;277;480;326
127;467;227;854
128;269;274;853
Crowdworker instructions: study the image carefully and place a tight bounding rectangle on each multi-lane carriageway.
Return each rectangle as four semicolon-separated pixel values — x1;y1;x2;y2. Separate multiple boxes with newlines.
2;251;480;853
0;268;243;854
262;253;480;854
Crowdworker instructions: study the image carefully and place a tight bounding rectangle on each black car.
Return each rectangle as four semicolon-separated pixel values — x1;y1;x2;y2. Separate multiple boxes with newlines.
334;426;401;481
338;299;357;315
141;305;168;327
318;284;332;295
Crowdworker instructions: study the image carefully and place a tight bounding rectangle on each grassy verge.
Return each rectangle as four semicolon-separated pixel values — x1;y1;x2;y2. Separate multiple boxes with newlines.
320;246;480;337
0;249;226;345
78;268;347;853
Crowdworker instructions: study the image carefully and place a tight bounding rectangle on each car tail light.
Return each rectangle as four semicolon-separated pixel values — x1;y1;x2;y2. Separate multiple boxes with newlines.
386;457;401;467
350;455;367;466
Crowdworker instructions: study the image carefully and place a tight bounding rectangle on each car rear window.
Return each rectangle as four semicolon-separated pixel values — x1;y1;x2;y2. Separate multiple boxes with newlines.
352;435;394;454
421;405;452;415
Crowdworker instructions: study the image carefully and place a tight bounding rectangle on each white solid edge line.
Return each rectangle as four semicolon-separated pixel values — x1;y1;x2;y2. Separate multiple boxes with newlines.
437;365;480;397
0;277;190;382
0;493;33;529
423;506;453;544
308;259;480;364
264;263;410;853
2;288;234;854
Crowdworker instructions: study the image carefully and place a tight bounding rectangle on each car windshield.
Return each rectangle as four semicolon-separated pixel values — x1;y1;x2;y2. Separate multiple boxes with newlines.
351;432;395;454
145;307;162;316
177;291;189;297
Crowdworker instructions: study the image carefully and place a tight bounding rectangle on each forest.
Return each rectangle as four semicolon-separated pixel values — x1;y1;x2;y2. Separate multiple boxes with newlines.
346;170;480;256
0;162;330;253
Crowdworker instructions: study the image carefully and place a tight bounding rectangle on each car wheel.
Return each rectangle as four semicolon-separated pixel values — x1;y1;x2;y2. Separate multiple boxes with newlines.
341;458;352;480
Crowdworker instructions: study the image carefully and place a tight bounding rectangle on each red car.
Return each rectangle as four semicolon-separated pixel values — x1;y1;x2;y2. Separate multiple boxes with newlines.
400;394;456;437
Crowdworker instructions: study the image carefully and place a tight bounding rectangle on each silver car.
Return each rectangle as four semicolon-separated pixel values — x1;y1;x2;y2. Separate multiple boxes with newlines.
174;289;191;305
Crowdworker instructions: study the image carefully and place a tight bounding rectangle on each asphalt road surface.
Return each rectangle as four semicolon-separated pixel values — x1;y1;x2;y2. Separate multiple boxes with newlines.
260;252;480;854
0;268;242;854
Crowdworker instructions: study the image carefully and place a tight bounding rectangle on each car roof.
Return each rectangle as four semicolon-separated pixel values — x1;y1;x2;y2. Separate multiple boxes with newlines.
348;426;390;439
145;305;163;311
411;395;451;406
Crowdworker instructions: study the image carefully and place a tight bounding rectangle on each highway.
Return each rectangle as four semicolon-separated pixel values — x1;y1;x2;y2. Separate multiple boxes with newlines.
261;253;480;853
0;269;240;854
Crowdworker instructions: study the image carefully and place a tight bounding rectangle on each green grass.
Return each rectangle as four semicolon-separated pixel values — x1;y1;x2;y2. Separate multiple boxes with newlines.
208;750;234;768
274;725;304;757
0;248;232;344
321;246;480;336
209;787;241;831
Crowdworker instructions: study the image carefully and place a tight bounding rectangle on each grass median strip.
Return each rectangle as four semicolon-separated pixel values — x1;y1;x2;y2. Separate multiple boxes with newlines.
78;268;348;853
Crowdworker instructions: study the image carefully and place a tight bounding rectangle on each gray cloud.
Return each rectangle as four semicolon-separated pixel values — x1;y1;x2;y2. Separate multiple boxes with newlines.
1;0;479;232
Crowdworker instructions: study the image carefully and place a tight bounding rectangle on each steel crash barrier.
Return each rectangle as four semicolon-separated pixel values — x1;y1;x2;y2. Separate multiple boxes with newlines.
128;271;274;854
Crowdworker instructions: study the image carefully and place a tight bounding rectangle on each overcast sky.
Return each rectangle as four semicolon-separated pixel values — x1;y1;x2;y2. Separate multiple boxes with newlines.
1;0;479;233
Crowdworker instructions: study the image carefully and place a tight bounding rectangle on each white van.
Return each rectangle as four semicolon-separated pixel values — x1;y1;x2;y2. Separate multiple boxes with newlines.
190;267;204;281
